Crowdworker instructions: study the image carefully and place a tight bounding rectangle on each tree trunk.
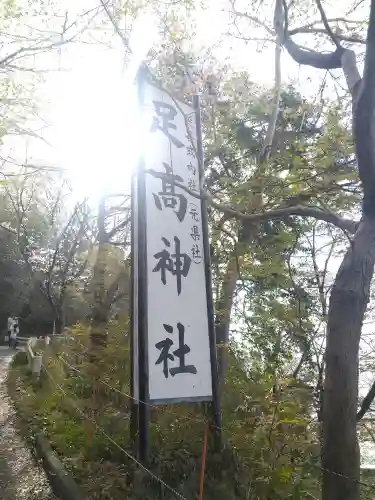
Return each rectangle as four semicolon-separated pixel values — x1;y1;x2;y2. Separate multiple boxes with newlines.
322;216;375;500
90;196;109;348
55;315;64;335
215;225;258;385
215;254;238;382
90;241;109;347
87;198;110;444
55;285;67;334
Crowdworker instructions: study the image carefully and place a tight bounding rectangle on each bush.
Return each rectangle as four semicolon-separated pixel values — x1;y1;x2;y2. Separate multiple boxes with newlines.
8;321;321;500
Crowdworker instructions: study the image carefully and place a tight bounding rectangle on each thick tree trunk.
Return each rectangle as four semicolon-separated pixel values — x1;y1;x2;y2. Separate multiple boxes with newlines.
322;216;375;500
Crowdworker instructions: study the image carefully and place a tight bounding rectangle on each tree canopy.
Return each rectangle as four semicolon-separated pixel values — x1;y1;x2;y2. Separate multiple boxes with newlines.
3;1;375;500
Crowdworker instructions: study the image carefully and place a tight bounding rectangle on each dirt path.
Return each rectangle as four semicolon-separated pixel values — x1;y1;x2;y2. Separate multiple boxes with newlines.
0;347;56;500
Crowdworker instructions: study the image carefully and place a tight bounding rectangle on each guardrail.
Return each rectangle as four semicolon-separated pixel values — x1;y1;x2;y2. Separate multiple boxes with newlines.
25;334;68;377
17;336;29;345
26;337;42;378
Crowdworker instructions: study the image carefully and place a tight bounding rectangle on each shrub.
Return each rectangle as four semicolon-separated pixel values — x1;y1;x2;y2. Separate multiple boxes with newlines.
8;321;321;500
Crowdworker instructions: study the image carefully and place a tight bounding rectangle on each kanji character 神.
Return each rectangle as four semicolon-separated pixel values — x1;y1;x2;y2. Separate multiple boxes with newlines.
153;236;192;295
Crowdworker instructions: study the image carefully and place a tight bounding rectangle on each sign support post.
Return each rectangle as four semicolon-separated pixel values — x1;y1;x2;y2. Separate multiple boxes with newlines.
193;94;222;452
130;172;139;455
136;71;150;463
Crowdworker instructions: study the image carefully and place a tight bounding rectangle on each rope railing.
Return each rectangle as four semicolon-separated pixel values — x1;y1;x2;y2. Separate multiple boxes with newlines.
42;363;190;500
52;353;375;495
54;354;375;494
19;336;375;498
57;354;223;431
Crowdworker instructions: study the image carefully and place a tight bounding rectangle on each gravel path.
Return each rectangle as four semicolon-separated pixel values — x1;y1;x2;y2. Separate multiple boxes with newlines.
0;347;56;500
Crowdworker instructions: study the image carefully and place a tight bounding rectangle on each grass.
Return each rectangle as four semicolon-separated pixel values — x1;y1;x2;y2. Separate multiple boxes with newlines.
7;322;321;500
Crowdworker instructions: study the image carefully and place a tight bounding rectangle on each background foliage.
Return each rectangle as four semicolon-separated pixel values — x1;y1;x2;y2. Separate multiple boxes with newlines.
2;0;375;499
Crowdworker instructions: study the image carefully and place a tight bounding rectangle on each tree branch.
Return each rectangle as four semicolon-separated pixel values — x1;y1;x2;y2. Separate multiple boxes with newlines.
99;0;130;50
47;205;81;287
275;0;343;69
288;26;365;44
357;379;375;421
230;1;274;36
0;223;16;235
0;5;102;67
146;169;358;234
259;0;282;161
106;216;131;241
284;37;343;68
283;0;364;101
316;0;341;48
288;18;365;36
282;3;361;98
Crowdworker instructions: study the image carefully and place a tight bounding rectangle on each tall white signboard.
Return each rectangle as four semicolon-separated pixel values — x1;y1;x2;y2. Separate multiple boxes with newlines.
139;80;213;404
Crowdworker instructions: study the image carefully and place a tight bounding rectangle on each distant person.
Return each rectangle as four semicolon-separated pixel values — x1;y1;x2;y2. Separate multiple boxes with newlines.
10;323;18;349
7;316;13;344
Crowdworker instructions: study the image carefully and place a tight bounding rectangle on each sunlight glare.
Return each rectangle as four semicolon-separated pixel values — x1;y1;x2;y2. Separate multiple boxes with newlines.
44;13;158;200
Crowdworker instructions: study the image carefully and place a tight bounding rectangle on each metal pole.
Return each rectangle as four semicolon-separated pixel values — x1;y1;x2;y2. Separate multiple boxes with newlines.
130;171;139;454
136;69;149;463
193;94;222;451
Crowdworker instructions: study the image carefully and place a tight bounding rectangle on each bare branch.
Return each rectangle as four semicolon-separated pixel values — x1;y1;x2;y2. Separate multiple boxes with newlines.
281;0;346;70
315;0;341;48
289;18;365;35
0;5;102;67
106;216;131;242
357;379;375;421
230;0;274;36
47;204;81;287
99;0;130;51
288;27;365;44
0;223;16;235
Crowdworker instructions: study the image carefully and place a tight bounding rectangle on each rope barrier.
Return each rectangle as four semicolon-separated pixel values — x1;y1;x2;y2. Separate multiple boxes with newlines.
52;355;375;494
314;465;375;492
57;355;224;431
42;364;190;500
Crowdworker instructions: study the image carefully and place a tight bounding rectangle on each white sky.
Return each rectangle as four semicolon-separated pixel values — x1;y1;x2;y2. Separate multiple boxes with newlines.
25;0;304;200
4;0;366;201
